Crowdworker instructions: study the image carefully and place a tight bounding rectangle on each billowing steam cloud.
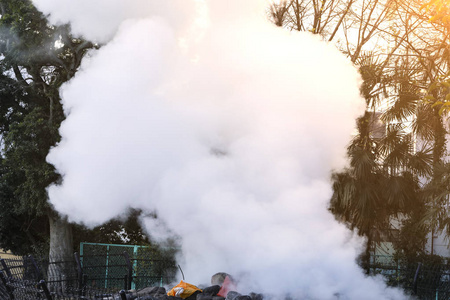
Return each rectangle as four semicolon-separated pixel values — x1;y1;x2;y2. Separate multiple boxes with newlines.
34;0;406;299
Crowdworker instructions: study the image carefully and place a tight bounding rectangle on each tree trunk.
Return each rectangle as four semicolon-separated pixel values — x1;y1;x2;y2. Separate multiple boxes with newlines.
48;214;73;293
358;224;373;275
363;233;372;275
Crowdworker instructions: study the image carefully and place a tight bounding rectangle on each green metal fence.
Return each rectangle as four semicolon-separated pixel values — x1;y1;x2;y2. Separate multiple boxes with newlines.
0;244;178;299
79;242;178;290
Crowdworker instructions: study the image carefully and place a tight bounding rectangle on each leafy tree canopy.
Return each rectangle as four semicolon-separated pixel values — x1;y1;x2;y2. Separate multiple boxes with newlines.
0;0;93;256
73;209;152;251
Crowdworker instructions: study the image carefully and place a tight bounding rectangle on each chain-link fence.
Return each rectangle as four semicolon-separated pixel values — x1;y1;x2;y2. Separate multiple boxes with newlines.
0;244;178;300
368;255;450;299
1;249;450;300
79;242;178;290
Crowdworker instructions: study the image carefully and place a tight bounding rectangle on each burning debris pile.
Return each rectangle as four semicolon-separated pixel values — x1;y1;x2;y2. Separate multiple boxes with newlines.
119;273;264;300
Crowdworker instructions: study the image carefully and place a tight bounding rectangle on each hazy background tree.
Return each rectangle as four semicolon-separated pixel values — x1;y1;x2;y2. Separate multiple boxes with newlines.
0;2;178;272
0;0;94;262
269;0;450;266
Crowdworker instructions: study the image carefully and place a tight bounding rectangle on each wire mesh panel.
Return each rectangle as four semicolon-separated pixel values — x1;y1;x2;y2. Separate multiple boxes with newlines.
5;279;46;300
368;256;450;300
80;243;178;291
84;258;120;289
45;259;79;296
134;247;177;289
1;257;27;279
414;264;450;300
0;271;12;299
105;246;132;290
369;255;401;281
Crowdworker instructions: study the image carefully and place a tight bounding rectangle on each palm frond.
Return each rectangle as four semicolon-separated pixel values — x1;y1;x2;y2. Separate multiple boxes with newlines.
412;102;437;142
407;147;433;177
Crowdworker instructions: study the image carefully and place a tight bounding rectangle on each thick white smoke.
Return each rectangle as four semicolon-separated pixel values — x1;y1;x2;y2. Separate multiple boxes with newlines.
34;0;406;299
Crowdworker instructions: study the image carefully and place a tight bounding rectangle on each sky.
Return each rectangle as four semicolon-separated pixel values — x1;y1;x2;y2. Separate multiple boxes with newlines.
32;0;407;299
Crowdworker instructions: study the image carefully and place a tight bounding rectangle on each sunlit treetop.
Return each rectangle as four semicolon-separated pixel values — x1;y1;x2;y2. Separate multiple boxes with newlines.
420;0;450;25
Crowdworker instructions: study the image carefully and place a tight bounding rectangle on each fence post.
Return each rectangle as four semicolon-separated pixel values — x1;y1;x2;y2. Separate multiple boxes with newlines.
119;290;128;300
0;259;12;279
38;280;53;300
74;252;84;295
28;255;43;281
122;252;133;290
82;274;88;288
412;262;422;295
133;245;139;288
0;270;15;300
105;245;110;289
124;275;128;291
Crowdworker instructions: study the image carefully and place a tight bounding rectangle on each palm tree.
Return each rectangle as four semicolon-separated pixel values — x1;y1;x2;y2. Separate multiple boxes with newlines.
330;53;433;272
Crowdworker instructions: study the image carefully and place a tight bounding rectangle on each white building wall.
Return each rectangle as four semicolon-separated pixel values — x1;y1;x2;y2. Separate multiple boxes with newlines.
426;232;450;257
